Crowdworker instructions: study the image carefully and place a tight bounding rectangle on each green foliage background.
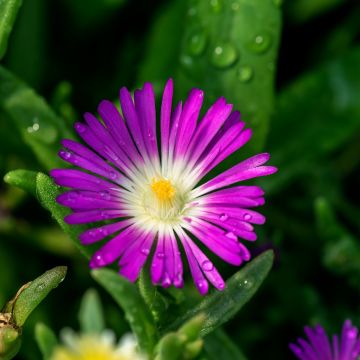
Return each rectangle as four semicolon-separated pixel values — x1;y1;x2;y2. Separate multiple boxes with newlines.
0;0;360;359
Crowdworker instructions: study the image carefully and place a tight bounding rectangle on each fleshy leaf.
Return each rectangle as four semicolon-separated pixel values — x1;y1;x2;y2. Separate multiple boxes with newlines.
176;0;282;151
4;170;93;258
155;315;205;360
78;289;105;334
12;266;67;326
163;250;274;336
35;323;58;360
0;0;23;60
91;268;158;355
0;66;73;169
0;326;21;360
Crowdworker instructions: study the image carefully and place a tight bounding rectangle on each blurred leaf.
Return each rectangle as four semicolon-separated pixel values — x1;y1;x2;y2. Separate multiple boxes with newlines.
164;250;274;336
5;0;47;87
315;197;360;283
92;268;158;355
137;0;187;88
176;0;282;151
12;266;67;326
0;326;21;360
267;48;360;193
285;0;344;23
4;170;93;258
138;268;169;323
0;0;23;60
78;289;105;334
65;0;127;30
204;329;248;360
35;323;58;360
0;66;73;170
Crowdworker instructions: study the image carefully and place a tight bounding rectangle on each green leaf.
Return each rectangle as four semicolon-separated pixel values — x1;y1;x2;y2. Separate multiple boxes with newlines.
13;266;67;326
91;268;158;355
176;0;282;151
78;289;105;334
35;323;58;360
0;0;23;60
204;329;248;360
0;66;73;170
267;48;360;193
138;268;169;323
163;250;274;336
4;170;93;258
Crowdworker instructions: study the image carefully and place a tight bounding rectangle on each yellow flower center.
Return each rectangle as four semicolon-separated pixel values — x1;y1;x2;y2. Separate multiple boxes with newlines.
151;178;175;202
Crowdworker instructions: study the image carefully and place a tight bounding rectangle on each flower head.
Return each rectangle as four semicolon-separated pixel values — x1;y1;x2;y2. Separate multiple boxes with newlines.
51;79;277;294
290;319;360;360
51;330;146;360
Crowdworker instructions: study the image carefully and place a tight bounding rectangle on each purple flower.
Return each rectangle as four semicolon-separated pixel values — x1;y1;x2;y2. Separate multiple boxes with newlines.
290;320;360;360
50;79;277;295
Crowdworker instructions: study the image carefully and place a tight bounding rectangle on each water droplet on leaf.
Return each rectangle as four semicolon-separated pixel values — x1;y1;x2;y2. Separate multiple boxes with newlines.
187;30;207;56
210;43;238;69
249;33;272;54
210;0;223;13
237;65;254;82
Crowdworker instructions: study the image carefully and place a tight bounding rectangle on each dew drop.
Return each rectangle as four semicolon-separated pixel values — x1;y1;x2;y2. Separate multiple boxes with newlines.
197;279;207;289
180;54;194;70
237;65;254;83
217;281;225;290
36;283;45;292
210;0;223;13
249;33;272;54
141;248;150;255
243;213;252;221
242;279;252;289
157;252;165;259
89;230;96;238
162;272;171;287
219;213;229;221
202;260;214;272
108;170;118;180
100;190;111;200
187;30;208;56
188;7;197;16
231;1;240;11
100;211;108;219
210;43;238;69
225;231;237;240
75;123;86;133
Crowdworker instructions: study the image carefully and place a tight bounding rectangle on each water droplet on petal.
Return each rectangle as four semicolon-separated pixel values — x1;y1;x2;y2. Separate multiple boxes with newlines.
89;230;96;238
100;190;111;200
243;213;252;221
75;123;86;133
184;217;192;223
249;33;272;54
210;0;223;13
187;30;208;56
210;43;238;69
237;65;254;83
217;281;225;290
225;231;237;240
108;170;118;180
219;213;229;221
202;260;214;271
162;272;171;287
141;248;150;255
157;252;165;259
